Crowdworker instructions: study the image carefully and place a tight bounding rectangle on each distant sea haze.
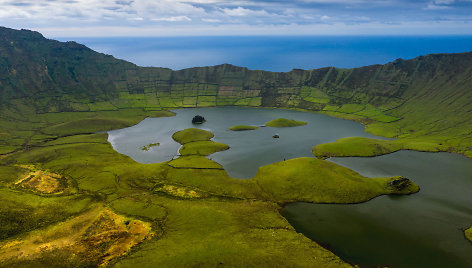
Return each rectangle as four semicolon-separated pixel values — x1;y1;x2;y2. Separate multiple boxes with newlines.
61;36;472;72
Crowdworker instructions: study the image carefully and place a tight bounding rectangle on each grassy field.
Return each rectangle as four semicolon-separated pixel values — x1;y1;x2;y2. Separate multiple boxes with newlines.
254;157;419;204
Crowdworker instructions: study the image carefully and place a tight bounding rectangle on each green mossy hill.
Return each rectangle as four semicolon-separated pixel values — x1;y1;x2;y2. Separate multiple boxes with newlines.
254;157;419;204
265;118;307;128
179;141;229;156
313;137;448;159
229;125;259;131
172;128;214;144
466;227;472;243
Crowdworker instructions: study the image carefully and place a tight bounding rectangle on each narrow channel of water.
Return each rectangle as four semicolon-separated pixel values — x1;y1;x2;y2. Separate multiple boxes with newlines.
282;151;472;268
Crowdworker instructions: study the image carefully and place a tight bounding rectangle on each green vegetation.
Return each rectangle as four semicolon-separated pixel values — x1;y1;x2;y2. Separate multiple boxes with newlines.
254;157;419;204
466;226;472;243
172;128;214;144
313;137;448;159
172;128;229;156
168;155;223;169
0;121;419;266
265;118;307;128
179;141;229;156
229;125;259;131
141;142;160;151
113;198;350;268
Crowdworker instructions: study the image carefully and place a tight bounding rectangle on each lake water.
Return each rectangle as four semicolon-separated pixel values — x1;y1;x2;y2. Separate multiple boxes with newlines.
108;107;380;179
108;107;472;267
283;152;472;268
63;36;472;72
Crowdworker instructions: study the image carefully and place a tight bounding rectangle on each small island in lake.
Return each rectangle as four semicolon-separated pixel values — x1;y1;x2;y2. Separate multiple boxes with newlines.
192;115;206;124
141;142;160;151
229;125;259;131
265;118;307;127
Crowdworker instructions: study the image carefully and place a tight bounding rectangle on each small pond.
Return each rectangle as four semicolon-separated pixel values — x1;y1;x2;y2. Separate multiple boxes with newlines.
108;107;472;267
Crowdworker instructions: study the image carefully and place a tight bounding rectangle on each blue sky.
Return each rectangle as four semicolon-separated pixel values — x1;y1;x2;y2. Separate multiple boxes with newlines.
1;0;472;37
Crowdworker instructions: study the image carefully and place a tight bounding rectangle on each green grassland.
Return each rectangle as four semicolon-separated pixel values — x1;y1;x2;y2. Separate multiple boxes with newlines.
229;125;259;131
254;157;419;204
0;119;420;266
265;118;308;127
313;137;449;158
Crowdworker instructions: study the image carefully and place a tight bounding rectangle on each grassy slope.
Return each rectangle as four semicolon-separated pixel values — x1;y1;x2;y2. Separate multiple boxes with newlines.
313;137;449;158
254;157;419;204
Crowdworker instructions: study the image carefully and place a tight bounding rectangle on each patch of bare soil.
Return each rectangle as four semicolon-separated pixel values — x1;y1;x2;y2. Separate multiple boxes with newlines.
0;207;154;266
15;167;67;194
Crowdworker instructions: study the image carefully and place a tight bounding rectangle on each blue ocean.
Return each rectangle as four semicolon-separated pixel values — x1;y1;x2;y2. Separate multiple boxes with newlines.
60;36;472;72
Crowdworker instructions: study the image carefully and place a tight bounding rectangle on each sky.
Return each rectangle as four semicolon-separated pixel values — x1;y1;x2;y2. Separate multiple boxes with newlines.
1;0;472;37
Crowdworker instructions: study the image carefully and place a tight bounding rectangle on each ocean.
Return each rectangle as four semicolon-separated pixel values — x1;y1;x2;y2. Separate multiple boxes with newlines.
58;36;472;72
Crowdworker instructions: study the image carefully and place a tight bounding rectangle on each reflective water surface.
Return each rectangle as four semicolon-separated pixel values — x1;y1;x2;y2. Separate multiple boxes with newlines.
283;152;472;268
108;107;379;178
